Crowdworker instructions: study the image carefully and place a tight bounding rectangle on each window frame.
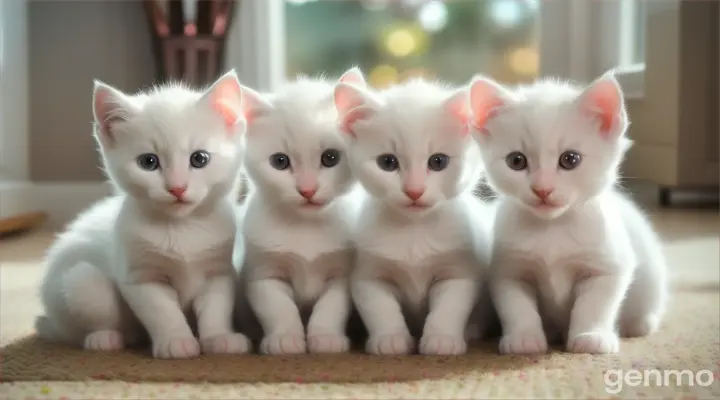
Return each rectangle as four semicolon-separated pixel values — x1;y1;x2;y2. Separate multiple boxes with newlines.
539;0;649;99
230;0;286;92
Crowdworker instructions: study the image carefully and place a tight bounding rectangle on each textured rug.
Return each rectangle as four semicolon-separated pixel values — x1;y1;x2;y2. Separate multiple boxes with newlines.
1;290;719;398
1;207;719;399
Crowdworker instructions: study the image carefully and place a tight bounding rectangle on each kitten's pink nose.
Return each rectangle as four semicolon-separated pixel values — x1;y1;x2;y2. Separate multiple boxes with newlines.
531;187;553;200
404;188;425;201
167;186;187;199
298;187;317;199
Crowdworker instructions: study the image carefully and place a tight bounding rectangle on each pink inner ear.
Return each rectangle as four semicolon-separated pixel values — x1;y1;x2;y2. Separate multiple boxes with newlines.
211;79;243;130
94;89;124;140
340;107;372;137
334;85;365;116
339;69;365;86
94;90;112;137
581;80;621;134
445;96;471;135
471;98;504;134
470;81;505;134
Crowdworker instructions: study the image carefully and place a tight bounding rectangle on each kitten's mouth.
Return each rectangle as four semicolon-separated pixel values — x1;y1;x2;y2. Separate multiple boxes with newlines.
533;201;562;211
302;200;324;208
405;202;429;211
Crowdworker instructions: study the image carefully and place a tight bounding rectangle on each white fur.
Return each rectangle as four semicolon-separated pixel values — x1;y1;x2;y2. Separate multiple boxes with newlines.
235;72;362;355
36;72;251;358
338;79;493;355
470;73;668;355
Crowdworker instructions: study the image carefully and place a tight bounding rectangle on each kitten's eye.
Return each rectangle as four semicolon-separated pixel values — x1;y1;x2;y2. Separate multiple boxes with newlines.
558;150;582;170
269;152;291;170
137;153;160;171
428;153;450;171
190;150;211;169
505;151;528;171
321;149;341;168
376;153;399;172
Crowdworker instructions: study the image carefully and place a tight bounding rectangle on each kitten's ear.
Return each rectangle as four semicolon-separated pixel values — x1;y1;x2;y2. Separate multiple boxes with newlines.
93;81;136;145
200;69;249;133
333;82;379;137
443;88;471;135
338;66;367;88
468;75;512;135
238;84;273;125
576;70;627;137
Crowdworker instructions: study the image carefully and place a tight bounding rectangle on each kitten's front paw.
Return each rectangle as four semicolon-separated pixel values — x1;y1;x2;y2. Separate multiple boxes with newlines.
567;331;619;354
201;333;251;355
152;336;201;359
419;333;467;356
499;330;548;354
84;330;124;351
366;332;414;355
307;333;350;354
260;333;306;355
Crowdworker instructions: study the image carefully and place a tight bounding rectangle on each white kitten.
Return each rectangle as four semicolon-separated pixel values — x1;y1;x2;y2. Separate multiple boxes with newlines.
234;68;365;355
468;72;668;355
334;78;493;355
36;71;251;359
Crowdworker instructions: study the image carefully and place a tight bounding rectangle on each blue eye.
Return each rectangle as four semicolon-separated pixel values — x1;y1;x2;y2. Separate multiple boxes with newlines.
505;151;528;171
558;150;582;170
427;153;450;171
321;149;341;168
190;150;211;168
137;153;160;171
376;154;399;171
270;153;291;170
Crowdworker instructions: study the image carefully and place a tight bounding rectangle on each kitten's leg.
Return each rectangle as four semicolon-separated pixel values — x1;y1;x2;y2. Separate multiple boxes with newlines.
248;278;306;355
420;278;477;355
567;272;632;354
491;276;548;354
193;274;251;354
39;262;132;351
619;260;668;338
352;278;413;355
120;282;200;359
307;278;351;354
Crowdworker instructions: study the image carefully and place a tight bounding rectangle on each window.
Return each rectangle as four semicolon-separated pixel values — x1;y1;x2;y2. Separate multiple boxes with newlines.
285;0;539;89
233;0;648;96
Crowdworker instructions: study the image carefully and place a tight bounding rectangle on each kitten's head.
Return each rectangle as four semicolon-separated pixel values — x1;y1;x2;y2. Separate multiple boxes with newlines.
468;71;631;219
93;70;246;218
241;68;365;214
334;78;482;215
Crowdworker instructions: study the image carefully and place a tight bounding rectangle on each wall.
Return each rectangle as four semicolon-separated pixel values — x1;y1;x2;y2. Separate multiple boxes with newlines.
623;3;681;185
623;1;719;187
28;0;156;182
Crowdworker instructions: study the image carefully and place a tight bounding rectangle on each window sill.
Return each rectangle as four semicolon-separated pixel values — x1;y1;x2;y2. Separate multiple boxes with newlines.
614;63;645;100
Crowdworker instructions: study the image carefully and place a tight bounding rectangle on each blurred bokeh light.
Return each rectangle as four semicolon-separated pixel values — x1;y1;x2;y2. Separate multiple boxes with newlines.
286;0;539;87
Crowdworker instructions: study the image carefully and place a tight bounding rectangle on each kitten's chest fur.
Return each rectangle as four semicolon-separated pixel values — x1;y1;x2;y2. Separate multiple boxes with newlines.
120;204;236;306
356;204;475;265
494;200;632;333
356;202;479;312
243;206;353;305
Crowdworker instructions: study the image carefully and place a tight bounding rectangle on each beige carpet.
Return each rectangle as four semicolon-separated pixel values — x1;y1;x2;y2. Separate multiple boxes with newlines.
1;207;718;399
